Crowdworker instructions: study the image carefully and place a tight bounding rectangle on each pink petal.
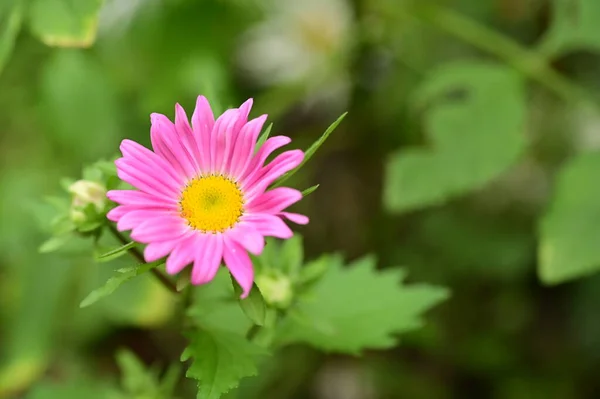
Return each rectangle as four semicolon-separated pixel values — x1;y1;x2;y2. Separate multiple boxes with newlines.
130;215;189;242
244;149;304;200
191;96;215;172
144;240;178;262
107;206;128;222
190;233;224;285
280;212;309;225
229;223;265;255
223;236;254;298
246;187;302;213
107;190;177;209
210;109;239;173
150;113;198;179
241;136;291;184
117;209;173;231
165;234;196;275
115;160;179;200
175;103;202;172
234;98;253;133
115;158;180;197
120;139;183;184
241;213;293;239
228;115;268;179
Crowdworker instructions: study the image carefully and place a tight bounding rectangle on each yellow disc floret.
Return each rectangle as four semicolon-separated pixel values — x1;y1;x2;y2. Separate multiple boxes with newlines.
179;175;244;233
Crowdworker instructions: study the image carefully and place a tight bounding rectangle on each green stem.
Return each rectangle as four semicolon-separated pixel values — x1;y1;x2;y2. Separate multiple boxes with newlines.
411;3;594;105
107;224;179;294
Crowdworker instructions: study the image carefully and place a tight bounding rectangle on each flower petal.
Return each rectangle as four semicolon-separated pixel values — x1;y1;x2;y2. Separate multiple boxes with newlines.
280;212;309;225
229;223;265;255
191;233;224;285
223;236;254;298
246;187;302;213
107;190;177;209
210;108;239;173
191;96;215;172
144;240;178;263
130;215;189;242
241;213;293;239
150;113;198;179
175;103;202;172
165;233;196;275
228;115;268;179
244;149;304;200
241;136;291;183
115;158;180;197
120;139;183;183
117;209;173;231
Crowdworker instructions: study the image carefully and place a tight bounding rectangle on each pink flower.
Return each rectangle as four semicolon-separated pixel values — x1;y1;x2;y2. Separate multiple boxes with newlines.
107;97;308;297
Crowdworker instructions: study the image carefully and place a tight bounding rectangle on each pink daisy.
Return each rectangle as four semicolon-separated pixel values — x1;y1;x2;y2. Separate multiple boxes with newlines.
106;96;308;297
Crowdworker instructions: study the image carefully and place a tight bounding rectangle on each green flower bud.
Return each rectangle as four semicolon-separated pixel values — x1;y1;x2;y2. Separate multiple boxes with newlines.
255;273;293;309
69;180;106;211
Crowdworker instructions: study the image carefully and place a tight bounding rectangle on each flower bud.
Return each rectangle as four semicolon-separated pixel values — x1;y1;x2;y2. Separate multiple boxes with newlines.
69;180;106;211
255;273;293;309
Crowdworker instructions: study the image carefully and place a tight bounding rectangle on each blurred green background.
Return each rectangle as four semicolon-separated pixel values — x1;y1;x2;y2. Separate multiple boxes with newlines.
3;0;600;397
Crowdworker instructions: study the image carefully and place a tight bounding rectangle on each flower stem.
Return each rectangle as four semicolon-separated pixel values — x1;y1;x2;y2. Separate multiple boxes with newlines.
107;224;178;294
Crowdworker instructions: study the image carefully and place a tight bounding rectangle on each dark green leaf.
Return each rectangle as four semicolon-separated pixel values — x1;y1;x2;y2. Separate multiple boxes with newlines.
231;278;267;327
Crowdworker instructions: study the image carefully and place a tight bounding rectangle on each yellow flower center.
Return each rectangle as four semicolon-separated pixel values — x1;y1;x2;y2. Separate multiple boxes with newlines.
179;175;244;233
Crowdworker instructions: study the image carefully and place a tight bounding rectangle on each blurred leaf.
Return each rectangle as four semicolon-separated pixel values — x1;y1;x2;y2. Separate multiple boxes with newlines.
80;262;161;308
279;235;303;277
538;0;600;56
40;50;121;160
539;151;600;284
25;379;116;399
38;234;70;253
254;123;272;153
182;329;267;399
297;254;330;286
384;62;526;213
116;349;157;395
275;255;449;354
0;0;23;76
95;241;136;263
232;280;267;326
273;113;347;187
301;184;319;197
27;0;103;47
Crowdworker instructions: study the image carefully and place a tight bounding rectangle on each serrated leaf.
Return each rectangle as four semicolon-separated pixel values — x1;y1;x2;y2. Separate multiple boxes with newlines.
95;241;136;263
539;151;600;284
301;184;319;197
0;0;23;76
80;262;160;308
538;0;600;56
182;329;267;399
273;113;347;187
384;62;526;213
276;255;449;354
27;0;103;47
232;280;267;326
254;123;272;153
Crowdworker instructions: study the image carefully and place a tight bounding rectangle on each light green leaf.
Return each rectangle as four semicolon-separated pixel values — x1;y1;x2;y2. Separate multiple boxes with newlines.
80;262;160;308
279;235;303;277
273;113;347;187
116;349;158;395
38;235;70;253
182;329;267;399
232;280;267;327
27;0;103;47
254;123;272;153
276;255;449;354
538;0;600;56
0;0;23;76
539;151;600;284
95;241;136;263
384;62;526;213
301;184;319;197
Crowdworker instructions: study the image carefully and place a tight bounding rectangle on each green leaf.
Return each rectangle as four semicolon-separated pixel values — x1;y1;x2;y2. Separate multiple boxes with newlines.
301;184;319;197
95;241;136;263
276;255;449;354
182;329;267;399
38;235;70;253
273;113;347;187
538;151;600;284
279;235;303;277
384;62;526;213
254;123;272;153
0;0;23;76
27;0;103;48
538;0;600;56
116;349;158;395
232;280;267;327
80;262;160;308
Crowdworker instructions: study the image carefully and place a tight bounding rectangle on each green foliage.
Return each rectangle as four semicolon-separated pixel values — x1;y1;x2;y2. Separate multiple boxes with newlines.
384;62;526;213
80;262;162;308
273;112;347;187
254;123;272;152
539;0;600;56
539;151;600;284
232;280;267;327
114;349;181;399
300;184;319;197
182;329;267;399
0;0;22;75
95;241;137;263
276;255;449;354
27;0;103;48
